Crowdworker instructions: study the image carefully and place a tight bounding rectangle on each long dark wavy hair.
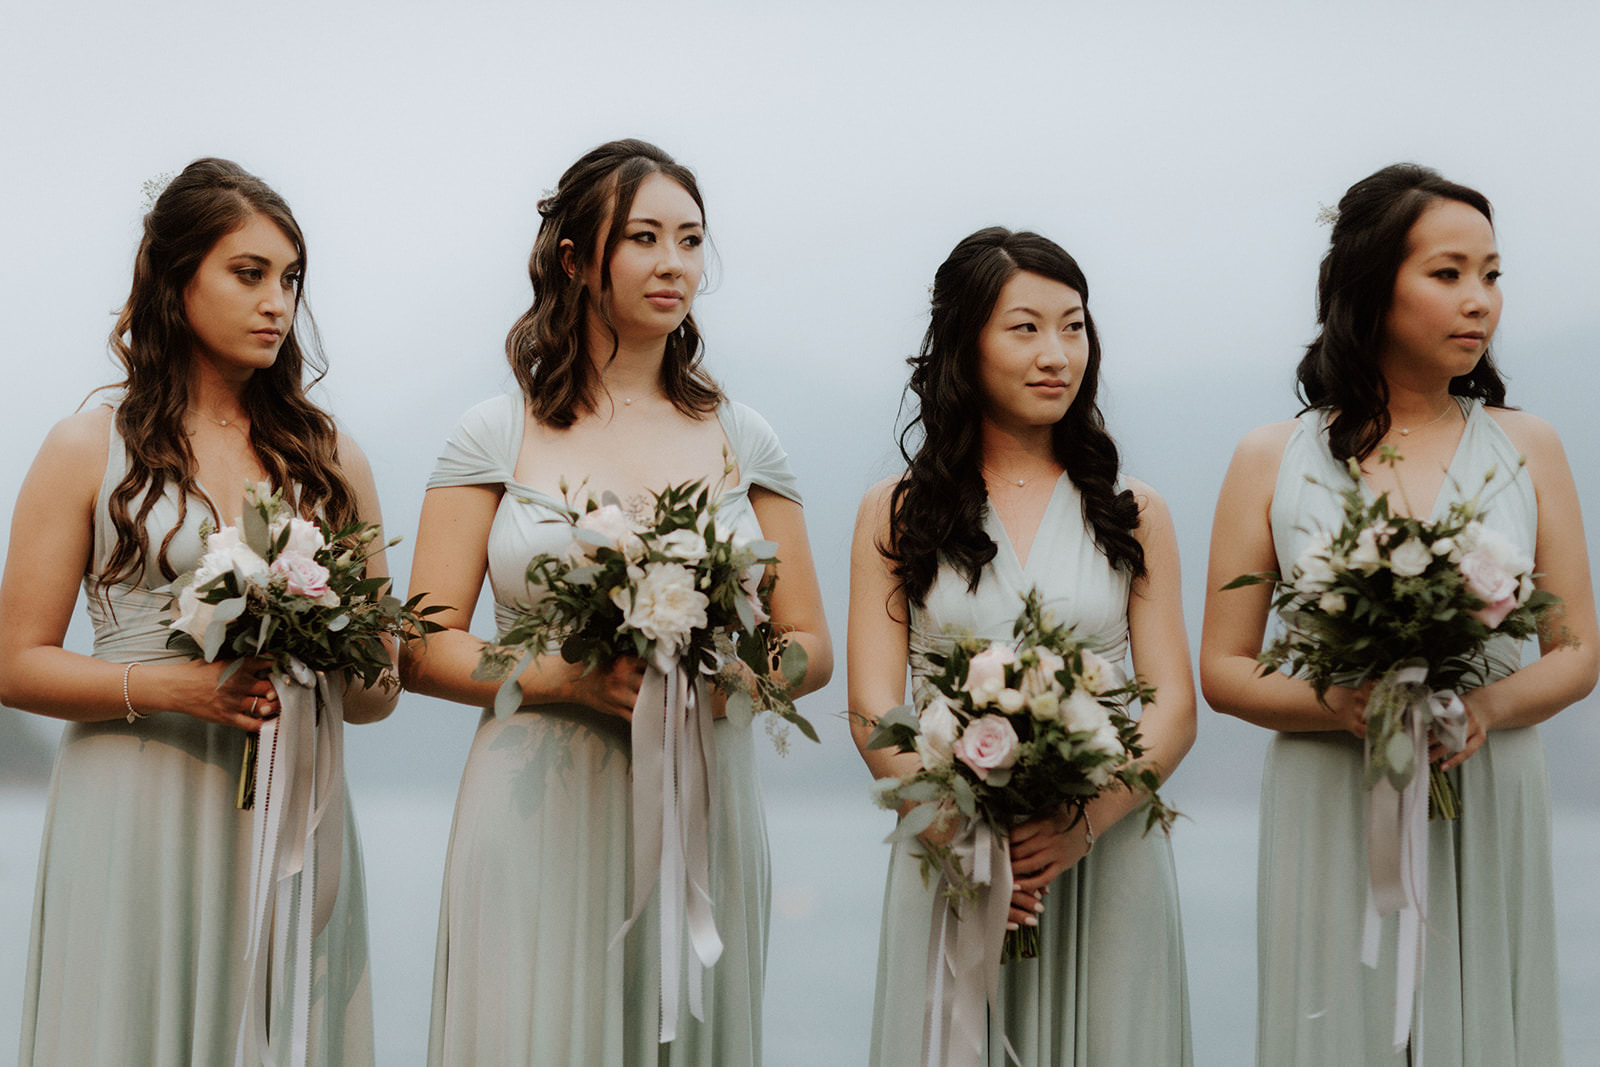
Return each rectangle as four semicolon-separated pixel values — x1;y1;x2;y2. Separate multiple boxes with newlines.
506;139;722;427
886;227;1144;608
101;157;359;586
1297;163;1509;463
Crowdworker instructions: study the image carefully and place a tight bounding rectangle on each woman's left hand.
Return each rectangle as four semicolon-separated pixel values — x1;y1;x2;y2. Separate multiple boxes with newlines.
1007;807;1092;926
1430;697;1487;771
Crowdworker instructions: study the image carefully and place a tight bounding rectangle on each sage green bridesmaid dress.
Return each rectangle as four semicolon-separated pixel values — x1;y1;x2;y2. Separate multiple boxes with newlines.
424;393;802;1066
867;476;1192;1066
18;411;375;1067
1257;399;1562;1065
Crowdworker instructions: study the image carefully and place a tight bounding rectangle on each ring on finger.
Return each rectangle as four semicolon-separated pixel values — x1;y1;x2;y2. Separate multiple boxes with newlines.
250;697;259;716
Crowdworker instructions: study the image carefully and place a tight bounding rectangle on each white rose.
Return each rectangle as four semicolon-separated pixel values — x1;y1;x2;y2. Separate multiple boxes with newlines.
1075;648;1118;695
574;504;645;561
1431;536;1456;558
1349;526;1384;574
1468;524;1532;577
1292;531;1338;594
1388;538;1433;578
1059;687;1109;733
170;584;217;644
656;528;709;563
996;687;1026;713
1027;690;1060;721
610;562;708;660
917;696;961;768
962;646;1016;708
1021;648;1066;698
1317;591;1348;615
270;515;326;557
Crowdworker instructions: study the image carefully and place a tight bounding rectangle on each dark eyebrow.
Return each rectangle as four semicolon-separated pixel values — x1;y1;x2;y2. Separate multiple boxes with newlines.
1428;250;1500;264
228;253;303;271
626;216;704;231
1002;304;1084;318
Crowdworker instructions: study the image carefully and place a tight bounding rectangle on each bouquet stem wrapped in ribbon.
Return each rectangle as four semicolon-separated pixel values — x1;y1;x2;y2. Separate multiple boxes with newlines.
474;475;813;1042
165;482;444;1065
866;590;1176;1067
1224;449;1564;1053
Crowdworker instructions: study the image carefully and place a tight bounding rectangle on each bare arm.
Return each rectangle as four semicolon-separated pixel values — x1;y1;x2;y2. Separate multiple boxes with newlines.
1448;412;1599;748
1198;422;1368;735
846;480;922;784
0;408;276;730
397;484;648;720
747;486;833;697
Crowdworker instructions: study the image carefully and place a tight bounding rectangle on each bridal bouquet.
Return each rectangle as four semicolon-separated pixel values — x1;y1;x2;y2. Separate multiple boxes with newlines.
1223;451;1559;818
473;477;813;741
867;590;1175;962
473;475;811;1043
167;481;444;807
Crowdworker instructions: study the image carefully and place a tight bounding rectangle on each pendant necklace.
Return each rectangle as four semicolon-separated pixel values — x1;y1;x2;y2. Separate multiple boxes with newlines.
1395;401;1455;437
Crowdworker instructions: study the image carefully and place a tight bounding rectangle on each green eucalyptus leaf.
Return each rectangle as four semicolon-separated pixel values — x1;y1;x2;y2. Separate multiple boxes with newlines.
724;686;754;728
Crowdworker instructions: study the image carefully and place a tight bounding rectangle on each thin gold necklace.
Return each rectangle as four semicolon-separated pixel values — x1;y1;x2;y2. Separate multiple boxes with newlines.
1394;400;1455;437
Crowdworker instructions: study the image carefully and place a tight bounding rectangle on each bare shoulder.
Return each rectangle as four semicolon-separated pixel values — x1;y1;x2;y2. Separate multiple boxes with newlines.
1122;474;1165;512
335;430;376;482
1483;406;1564;460
1232;419;1299;469
37;405;113;479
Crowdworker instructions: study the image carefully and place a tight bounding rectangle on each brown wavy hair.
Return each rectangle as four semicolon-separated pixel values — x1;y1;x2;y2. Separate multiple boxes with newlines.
100;157;359;586
505;139;721;427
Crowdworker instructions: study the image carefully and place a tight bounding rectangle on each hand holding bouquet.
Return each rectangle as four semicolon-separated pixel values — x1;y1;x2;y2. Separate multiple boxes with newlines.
1223;450;1561;818
167;480;444;807
474;476;813;742
868;589;1175;960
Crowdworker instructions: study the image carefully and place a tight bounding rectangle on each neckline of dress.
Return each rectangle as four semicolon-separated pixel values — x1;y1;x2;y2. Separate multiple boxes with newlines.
985;472;1070;575
505;396;749;508
1344;397;1477;522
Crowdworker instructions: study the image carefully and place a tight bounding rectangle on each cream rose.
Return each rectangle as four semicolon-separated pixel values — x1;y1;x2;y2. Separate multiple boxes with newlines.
271;550;338;605
1059;687;1109;733
962;646;1016;707
269;515;326;558
656;528;709;563
1388;538;1433;578
170;584;217;643
1459;550;1519;629
611;562;709;659
916;696;961;768
574;504;645;561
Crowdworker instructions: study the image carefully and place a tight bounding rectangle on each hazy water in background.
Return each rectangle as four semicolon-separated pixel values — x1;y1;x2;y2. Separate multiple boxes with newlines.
5;778;1598;1065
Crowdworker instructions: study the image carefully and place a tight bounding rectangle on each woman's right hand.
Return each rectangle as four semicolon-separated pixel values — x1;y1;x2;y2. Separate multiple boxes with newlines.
564;656;647;723
1321;680;1371;738
155;657;280;732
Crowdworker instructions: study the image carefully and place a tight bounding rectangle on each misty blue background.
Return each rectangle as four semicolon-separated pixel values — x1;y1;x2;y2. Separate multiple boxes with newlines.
5;2;1600;1063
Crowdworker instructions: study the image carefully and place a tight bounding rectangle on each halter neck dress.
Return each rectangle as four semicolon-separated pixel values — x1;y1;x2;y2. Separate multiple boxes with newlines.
868;475;1192;1066
18;409;375;1067
423;393;802;1067
1256;399;1561;1065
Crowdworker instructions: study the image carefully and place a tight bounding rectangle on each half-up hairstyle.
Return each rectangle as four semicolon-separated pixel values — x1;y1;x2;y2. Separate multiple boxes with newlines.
1297;163;1509;463
101;157;359;586
886;227;1144;608
506;139;722;427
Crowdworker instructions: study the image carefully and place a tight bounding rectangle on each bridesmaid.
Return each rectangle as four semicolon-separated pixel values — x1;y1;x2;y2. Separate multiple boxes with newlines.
1;158;387;1065
1201;163;1598;1064
849;227;1195;1065
401;139;832;1066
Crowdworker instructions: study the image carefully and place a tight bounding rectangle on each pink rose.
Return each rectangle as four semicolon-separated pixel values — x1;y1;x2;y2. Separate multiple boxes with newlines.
1459;549;1517;629
271;550;336;604
953;715;1020;781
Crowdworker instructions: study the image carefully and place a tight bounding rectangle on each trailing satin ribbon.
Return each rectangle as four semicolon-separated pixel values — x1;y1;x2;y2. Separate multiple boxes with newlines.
1360;663;1468;1056
612;654;723;1044
920;820;1015;1067
235;658;345;1067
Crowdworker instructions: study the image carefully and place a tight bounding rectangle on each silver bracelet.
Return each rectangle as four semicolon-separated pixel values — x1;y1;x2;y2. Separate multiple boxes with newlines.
123;662;145;724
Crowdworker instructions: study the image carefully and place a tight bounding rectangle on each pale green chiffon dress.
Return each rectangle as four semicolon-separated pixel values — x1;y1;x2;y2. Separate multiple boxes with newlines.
424;393;800;1066
1257;399;1562;1065
868;476;1192;1066
18;413;374;1067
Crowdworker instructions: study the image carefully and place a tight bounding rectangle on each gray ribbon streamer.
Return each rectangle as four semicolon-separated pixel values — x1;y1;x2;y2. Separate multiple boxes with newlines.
235;660;344;1067
1360;663;1468;1057
920;819;1012;1067
612;658;723;1044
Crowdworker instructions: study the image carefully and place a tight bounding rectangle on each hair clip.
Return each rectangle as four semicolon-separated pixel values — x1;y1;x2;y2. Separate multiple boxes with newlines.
1315;203;1339;227
141;172;174;211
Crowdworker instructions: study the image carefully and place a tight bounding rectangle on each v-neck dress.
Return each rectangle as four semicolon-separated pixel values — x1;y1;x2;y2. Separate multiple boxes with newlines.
423;393;802;1067
19;411;375;1067
1256;400;1561;1065
867;476;1192;1066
